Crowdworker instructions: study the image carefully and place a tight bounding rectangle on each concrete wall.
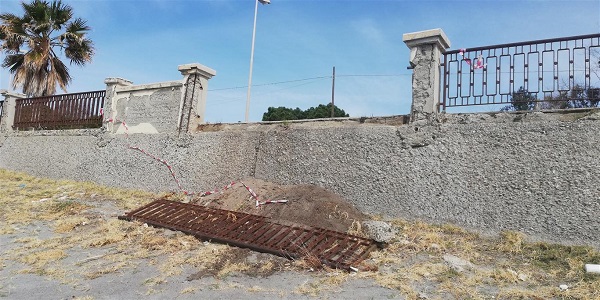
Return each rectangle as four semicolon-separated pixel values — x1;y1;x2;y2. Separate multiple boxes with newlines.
0;33;597;248
1;111;599;248
102;63;215;136
107;81;183;134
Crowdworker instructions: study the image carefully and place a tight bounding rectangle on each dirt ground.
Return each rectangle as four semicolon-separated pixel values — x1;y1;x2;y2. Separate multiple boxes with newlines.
1;169;600;299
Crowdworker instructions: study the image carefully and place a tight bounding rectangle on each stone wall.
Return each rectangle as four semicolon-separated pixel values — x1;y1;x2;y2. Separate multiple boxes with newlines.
1;111;598;248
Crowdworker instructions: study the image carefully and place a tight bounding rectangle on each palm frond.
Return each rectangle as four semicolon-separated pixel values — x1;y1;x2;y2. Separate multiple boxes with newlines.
0;24;26;52
66;17;90;35
22;0;53;34
49;0;72;30
2;53;25;73
55;17;90;47
0;13;28;36
65;37;93;65
12;60;29;95
0;13;20;23
50;56;70;92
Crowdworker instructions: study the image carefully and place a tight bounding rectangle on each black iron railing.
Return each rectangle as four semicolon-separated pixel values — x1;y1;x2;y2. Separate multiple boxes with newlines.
442;33;600;110
14;90;105;130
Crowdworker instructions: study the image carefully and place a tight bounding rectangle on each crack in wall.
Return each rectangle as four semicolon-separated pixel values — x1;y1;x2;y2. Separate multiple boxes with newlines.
178;73;199;136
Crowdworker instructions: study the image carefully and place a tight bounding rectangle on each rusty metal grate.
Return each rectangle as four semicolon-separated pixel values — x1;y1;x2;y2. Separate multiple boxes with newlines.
118;199;377;270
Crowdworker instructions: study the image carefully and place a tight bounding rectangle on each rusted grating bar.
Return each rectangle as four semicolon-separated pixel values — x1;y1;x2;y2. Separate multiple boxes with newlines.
119;199;378;270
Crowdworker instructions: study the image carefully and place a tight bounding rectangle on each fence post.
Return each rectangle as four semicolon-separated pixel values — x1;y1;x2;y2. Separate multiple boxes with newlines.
0;90;26;133
177;63;216;133
403;28;451;123
104;78;133;133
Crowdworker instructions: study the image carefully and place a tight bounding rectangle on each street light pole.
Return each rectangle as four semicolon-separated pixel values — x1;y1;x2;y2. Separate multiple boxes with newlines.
245;0;270;123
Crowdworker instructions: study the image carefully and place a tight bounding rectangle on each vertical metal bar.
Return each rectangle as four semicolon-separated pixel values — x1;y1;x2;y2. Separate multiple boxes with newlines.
442;52;447;111
569;41;575;91
469;52;475;103
509;47;515;95
585;41;591;89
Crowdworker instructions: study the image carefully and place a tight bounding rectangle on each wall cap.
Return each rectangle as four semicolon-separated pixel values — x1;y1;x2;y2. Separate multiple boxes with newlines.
116;80;182;93
104;77;133;86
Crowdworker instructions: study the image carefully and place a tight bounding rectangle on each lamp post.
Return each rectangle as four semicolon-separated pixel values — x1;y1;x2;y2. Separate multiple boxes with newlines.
245;0;270;123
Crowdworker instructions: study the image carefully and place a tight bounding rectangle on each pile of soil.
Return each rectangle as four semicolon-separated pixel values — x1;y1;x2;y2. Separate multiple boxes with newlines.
190;178;368;233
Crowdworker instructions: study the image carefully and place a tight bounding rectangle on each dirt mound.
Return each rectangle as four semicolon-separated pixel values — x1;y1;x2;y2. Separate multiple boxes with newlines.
191;178;368;233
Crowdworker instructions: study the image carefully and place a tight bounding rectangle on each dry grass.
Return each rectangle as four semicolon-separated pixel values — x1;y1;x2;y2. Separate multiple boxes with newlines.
54;216;89;233
498;230;526;254
216;262;251;278
83;262;132;280
356;218;600;299
1;168;599;299
294;279;335;297
0;169;214;285
180;286;198;294
346;219;366;237
19;249;67;267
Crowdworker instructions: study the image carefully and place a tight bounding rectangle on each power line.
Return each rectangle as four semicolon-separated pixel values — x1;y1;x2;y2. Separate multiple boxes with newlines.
208;76;331;91
337;74;410;78
207;73;411;92
206;77;328;107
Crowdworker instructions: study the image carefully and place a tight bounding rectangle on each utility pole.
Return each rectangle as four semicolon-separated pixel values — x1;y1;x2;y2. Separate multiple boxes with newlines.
330;66;335;118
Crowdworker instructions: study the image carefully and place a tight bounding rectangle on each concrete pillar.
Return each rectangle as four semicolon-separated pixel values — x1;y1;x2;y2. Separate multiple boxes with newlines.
0;89;26;133
104;77;133;133
178;63;216;132
403;28;451;123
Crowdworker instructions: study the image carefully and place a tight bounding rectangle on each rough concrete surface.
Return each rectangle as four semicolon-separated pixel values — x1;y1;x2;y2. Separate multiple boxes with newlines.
1;111;599;248
362;221;397;243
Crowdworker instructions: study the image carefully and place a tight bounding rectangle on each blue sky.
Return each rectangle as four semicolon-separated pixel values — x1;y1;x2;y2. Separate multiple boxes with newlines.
1;0;599;122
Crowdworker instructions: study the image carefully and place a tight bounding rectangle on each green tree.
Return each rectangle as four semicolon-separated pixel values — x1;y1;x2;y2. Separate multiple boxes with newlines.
0;0;94;97
304;103;349;119
262;106;305;121
262;103;349;121
501;86;537;111
541;84;600;109
564;85;600;108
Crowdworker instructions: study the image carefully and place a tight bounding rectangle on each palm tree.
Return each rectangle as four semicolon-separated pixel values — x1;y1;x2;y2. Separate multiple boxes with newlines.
0;0;94;97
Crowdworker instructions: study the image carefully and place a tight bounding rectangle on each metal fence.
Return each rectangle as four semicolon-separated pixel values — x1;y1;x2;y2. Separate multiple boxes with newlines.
14;90;105;130
441;33;600;111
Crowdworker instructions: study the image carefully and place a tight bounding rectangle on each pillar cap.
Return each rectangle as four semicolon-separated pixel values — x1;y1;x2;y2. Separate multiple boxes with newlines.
104;77;133;86
178;63;216;79
403;28;451;50
0;89;26;98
